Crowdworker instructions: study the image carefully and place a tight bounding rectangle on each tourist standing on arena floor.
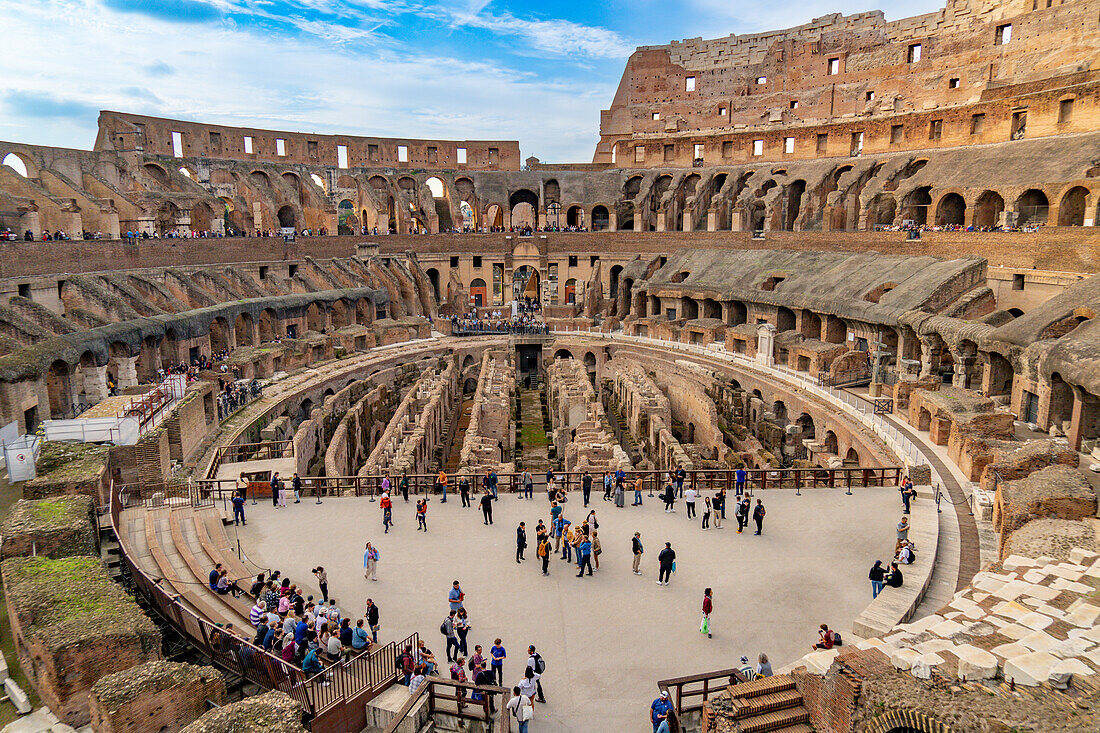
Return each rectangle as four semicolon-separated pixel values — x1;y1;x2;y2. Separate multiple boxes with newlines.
363;542;379;581
675;465;687;497
443;610;459;662
582;471;592;506
416;498;428;530
701;496;712;530
459;475;471;507
713;489;725;528
684;484;698;518
614;479;625;507
508;686;533;732
632;532;644;575
663;480;676;512
736;496;751;533
491;638;506;685
634;474;644;506
538;533;551;576
365;598;380;642
381;492;393;533
651;691;673;733
700;587;713;638
735;466;747;496
313;566;329;602
292;472;302;503
591;530;602;570
481;490;494;525
576;534;593;577
895;515;910;552
526;646;547;703
399;473;409;502
753;499;766;535
448;580;464;611
522;470;533;499
657;542;676;585
232;491;246;525
271;472;281;507
868;560;885;598
436;469;449;503
455;608;471;656
516;522;527;562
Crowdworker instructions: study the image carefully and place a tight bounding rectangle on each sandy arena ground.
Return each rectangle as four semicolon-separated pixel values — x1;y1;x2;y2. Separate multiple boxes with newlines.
236;486;901;732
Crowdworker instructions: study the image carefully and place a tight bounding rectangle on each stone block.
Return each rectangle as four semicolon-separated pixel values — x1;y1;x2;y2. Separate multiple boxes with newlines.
990;642;1030;659
1017;612;1054;631
1004;651;1060;687
890;648;921;671
1020;630;1060;653
955;645;998;680
910;652;943;679
1049;658;1094;689
1065;602;1100;628
802;649;838;675
5;677;33;714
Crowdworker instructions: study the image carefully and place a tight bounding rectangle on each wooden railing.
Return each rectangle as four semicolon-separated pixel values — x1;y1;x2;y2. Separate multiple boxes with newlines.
382;678;511;733
657;667;749;733
195;466;903;503
109;479;417;732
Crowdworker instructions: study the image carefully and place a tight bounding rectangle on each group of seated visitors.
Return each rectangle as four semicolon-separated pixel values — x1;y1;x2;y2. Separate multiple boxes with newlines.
207;567;379;684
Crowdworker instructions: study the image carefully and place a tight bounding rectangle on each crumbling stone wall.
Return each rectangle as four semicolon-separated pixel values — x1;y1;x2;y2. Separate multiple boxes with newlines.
0;496;96;560
22;441;110;503
89;660;225;733
459;349;516;474
1;556;161;726
548;357;630;472
993;464;1098;558
179;690;307;733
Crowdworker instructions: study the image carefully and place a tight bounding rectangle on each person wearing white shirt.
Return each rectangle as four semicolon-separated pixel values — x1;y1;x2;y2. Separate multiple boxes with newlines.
507;688;534;732
517;670;540;702
684;487;698;519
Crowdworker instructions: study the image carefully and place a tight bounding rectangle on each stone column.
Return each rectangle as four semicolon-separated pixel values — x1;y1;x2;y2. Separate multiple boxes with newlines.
730;210;743;232
82;364;109;403
656;210;667;233
116;356;140;390
919;336;943;380
707;209;718;231
755;323;776;367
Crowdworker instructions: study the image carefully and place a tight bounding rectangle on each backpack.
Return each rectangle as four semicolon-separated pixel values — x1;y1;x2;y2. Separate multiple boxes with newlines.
440;621;448;636
833;632;843;647
532;653;545;674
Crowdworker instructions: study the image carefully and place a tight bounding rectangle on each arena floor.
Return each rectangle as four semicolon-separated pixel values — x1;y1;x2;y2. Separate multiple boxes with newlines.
236;486;900;731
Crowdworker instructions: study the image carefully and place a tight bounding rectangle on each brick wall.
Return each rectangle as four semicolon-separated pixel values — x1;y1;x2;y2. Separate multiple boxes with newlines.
89;660;225;733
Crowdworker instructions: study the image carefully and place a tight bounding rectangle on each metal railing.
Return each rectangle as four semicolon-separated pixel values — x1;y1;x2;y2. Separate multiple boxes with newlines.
205;440;294;480
109;479;417;731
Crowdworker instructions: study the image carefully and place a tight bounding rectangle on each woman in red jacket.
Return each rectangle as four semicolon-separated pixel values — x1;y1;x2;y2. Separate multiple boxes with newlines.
700;588;713;639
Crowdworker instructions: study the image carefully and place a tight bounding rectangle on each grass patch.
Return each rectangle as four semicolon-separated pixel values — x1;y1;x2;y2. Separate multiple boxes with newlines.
520;424;550;447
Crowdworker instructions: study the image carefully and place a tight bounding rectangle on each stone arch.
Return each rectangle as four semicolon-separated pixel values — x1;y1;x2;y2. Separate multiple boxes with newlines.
566;205;585;228
367;175;386;190
609;264;623;295
777;306;796;332
250;170;271;189
1;151;33;178
680;297;699;319
331;299;350;329
310;173;326;192
276;205;297;229
155;201;181;235
933;192;965;226
973;190;1004;229
565;278;577;305
771;400;788;423
784;179;805;230
337;199;359;234
234;312;254;346
144;162;170;186
470;278;487;308
796;413;815;439
190;201;214;232
258;308;278;342
591;205;610;231
901;186;932;225
509;189;539;228
727;300;747;326
425;268;441;302
844;446;860;464
209;317;230;352
46;359;72;418
1058;185;1089;226
306;302;325;332
1016;189;1049;225
554;349;574;360
297;398;314;424
425;176;444;198
802;310;823;339
823;430;839;455
866;194;896;228
356;298;373;326
702;298;721;320
485;204;504;229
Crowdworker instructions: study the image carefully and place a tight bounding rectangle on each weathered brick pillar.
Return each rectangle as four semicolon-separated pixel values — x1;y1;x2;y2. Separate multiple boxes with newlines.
82;364;109;402
116;356;139;389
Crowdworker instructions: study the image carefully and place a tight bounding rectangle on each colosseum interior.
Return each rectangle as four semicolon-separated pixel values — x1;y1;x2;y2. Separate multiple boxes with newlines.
1;1;1099;732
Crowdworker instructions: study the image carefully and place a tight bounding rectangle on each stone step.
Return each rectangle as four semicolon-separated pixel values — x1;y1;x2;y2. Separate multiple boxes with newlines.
727;674;796;700
737;704;810;733
731;689;802;719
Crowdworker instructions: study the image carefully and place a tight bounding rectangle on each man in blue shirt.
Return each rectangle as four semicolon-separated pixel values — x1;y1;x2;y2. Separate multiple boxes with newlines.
651;691;673;733
208;564;222;591
576;537;593;577
448;581;464;611
735;467;747;496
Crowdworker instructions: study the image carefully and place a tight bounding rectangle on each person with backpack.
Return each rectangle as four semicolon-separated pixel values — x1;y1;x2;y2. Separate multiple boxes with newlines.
538;534;551;576
396;645;415;685
752;498;766;535
381;492;393;533
526;646;546;703
811;623;840;651
736;497;751;533
442;610;459;662
416;498;428;531
657;542;676;585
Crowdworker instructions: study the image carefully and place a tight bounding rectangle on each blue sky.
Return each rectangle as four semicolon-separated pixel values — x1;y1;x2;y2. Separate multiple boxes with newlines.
0;0;944;162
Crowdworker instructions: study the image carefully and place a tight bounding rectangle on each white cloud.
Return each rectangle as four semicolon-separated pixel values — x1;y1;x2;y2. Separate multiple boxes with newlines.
444;8;634;59
0;0;614;161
